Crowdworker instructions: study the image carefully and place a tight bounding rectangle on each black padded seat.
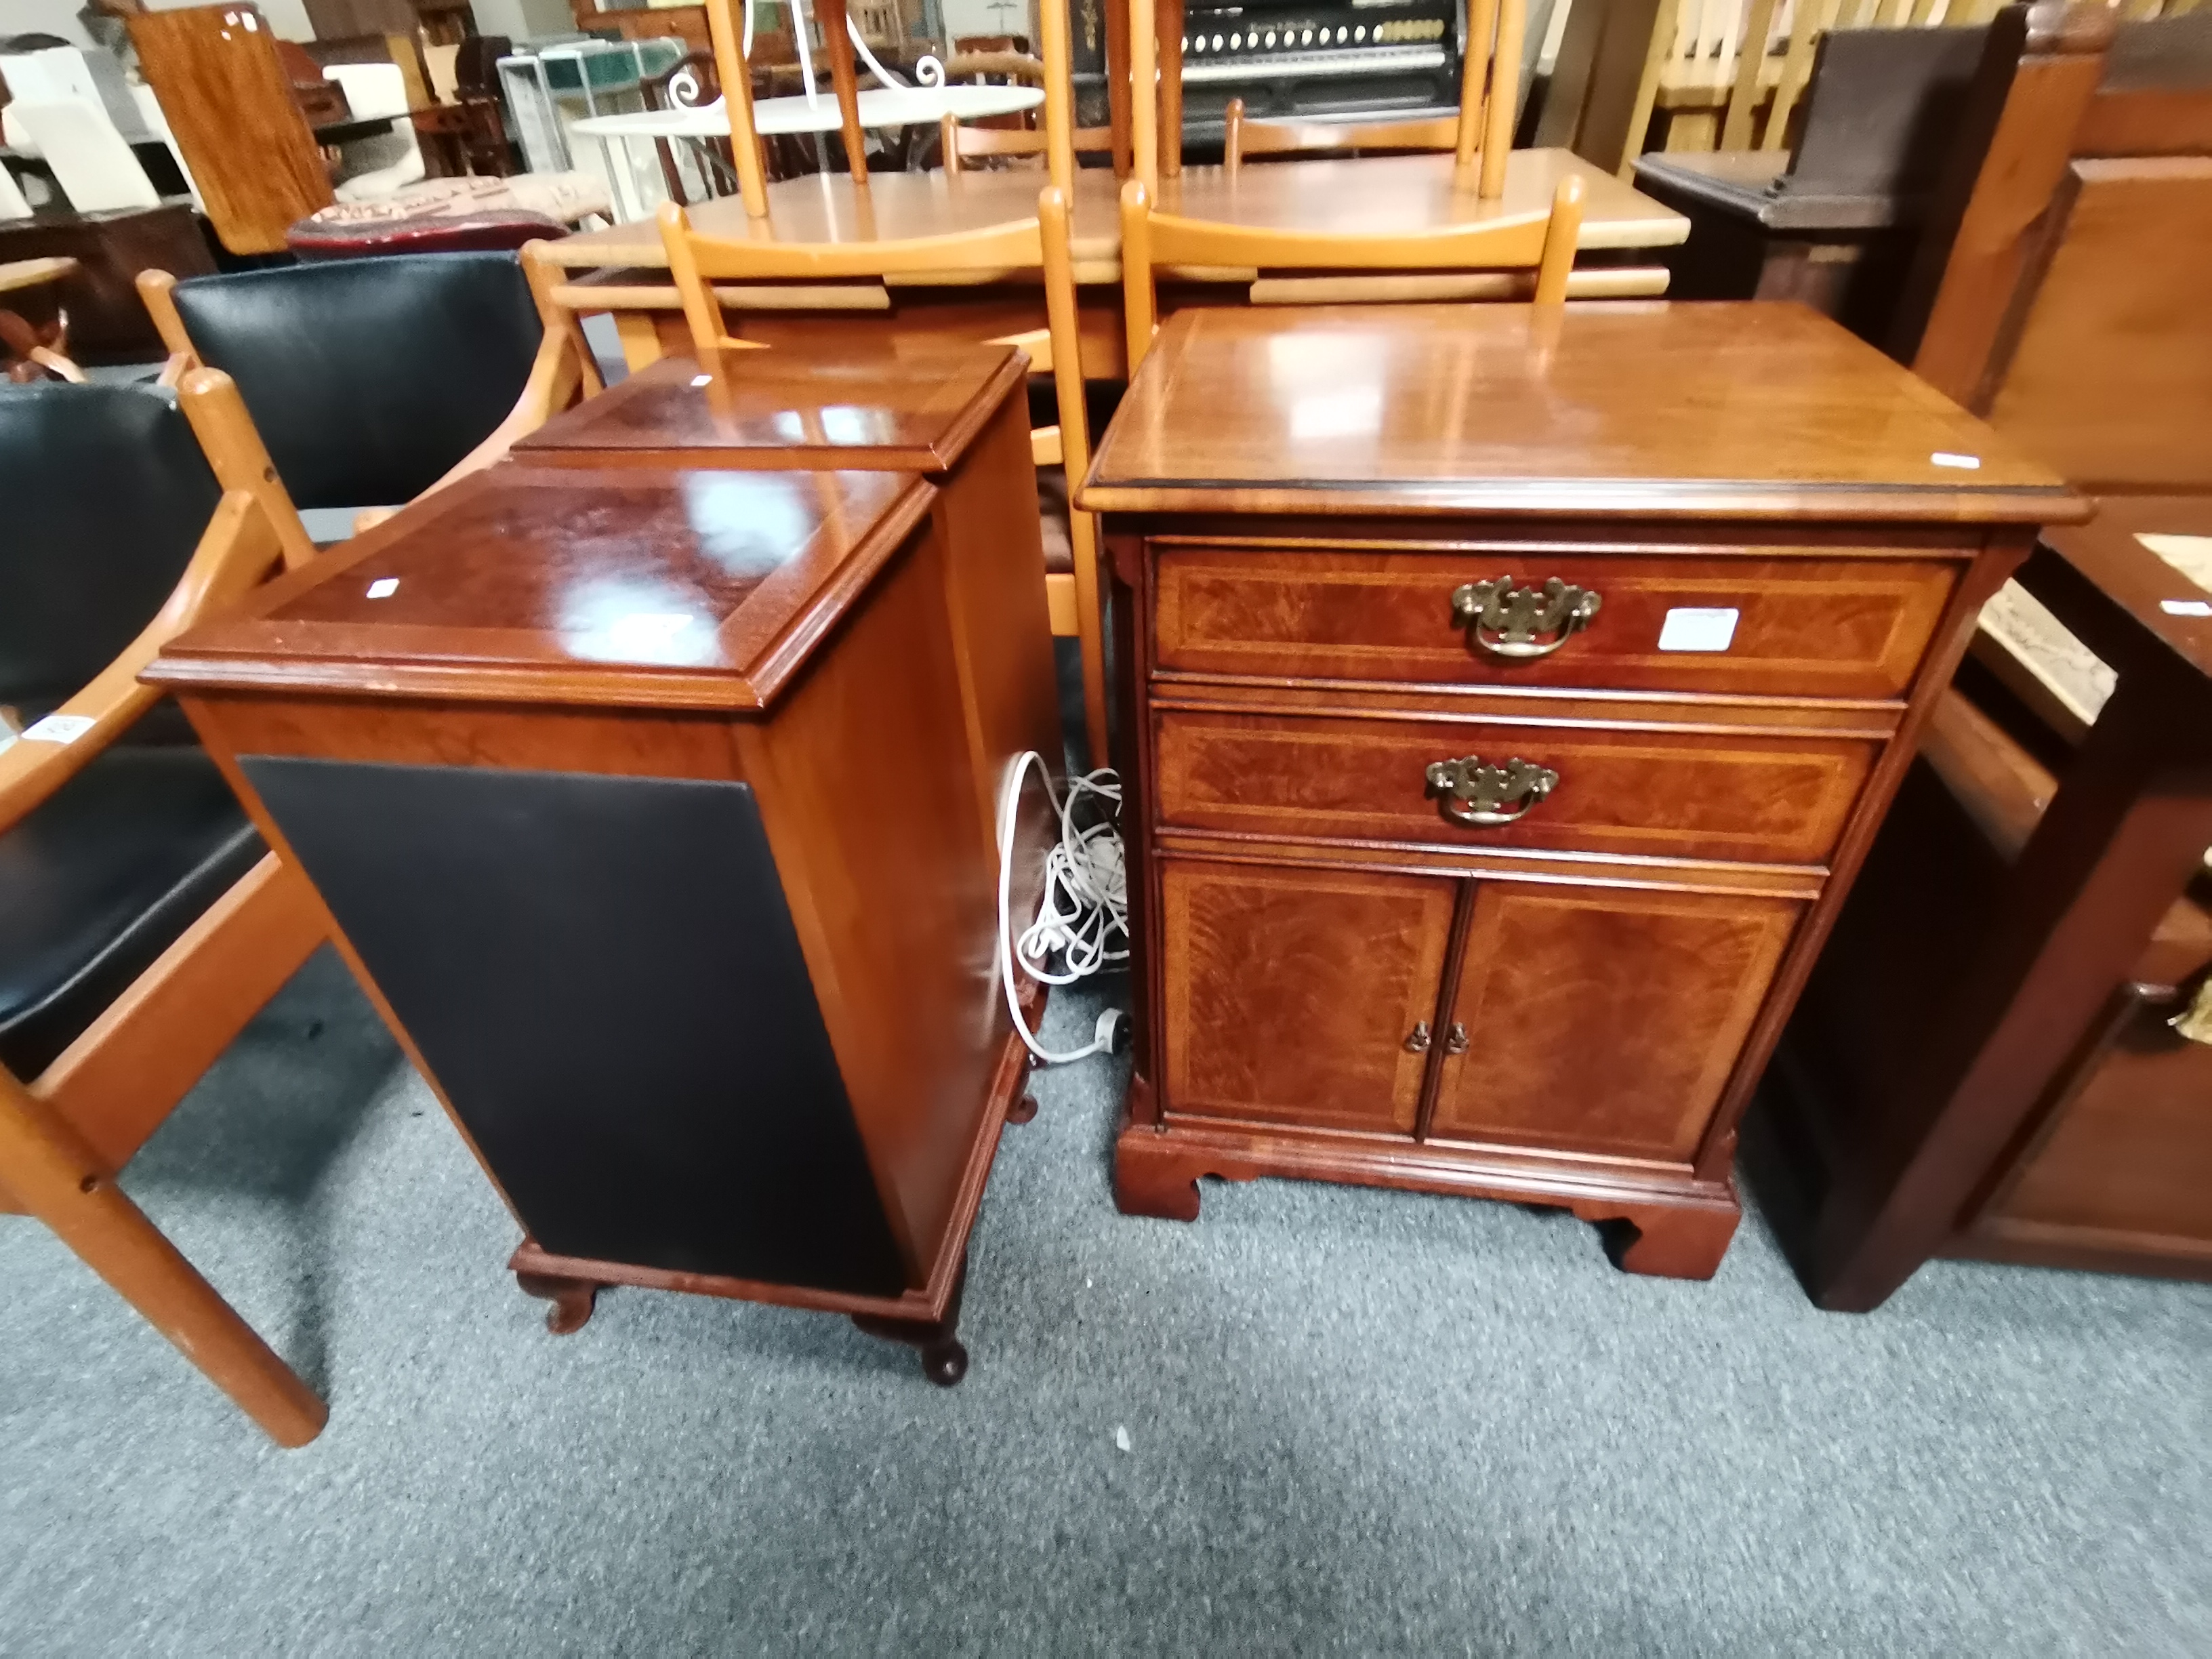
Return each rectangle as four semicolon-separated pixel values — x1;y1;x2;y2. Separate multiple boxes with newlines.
167;252;543;510
0;744;265;1080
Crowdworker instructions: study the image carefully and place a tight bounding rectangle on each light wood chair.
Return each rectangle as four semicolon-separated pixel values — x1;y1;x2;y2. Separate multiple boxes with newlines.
701;0;872;212
127;4;335;256
1223;100;1461;173
0;371;328;1446
1118;173;1586;371
655;185;1109;762
1620;0;2031;169
941;112;1113;174
1216;0;1528;197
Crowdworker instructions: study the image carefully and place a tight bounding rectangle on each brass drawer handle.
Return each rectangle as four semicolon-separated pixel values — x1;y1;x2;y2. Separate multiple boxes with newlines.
1404;1021;1432;1053
1444;1022;1469;1056
1451;575;1602;659
1425;755;1559;827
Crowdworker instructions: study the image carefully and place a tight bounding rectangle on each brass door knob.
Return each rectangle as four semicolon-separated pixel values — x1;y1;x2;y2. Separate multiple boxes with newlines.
1450;575;1602;659
1425;755;1559;827
1404;1021;1432;1053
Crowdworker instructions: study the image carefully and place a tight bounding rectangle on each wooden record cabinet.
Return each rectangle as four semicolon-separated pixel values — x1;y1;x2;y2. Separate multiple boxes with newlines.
1079;302;2084;1278
145;464;1034;1382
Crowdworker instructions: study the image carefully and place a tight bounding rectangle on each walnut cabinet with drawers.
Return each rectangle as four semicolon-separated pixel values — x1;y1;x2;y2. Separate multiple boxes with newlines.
1078;304;2084;1278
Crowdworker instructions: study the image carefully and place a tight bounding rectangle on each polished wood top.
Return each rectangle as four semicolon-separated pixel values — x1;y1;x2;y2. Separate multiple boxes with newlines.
146;466;936;711
2040;493;2212;683
541;150;1689;279
511;345;1025;473
1080;303;2085;524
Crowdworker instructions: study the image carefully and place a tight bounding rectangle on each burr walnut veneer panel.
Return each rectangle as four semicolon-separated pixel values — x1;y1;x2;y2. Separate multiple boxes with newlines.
1152;545;1961;701
1152;708;1877;867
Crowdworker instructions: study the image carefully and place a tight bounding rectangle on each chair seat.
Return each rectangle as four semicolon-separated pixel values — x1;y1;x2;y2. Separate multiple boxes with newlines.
285;174;612;259
1037;468;1074;575
0;743;265;1080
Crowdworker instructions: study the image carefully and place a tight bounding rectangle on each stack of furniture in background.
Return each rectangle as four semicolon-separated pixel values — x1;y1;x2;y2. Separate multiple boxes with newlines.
0;35;213;362
1757;3;2212;1308
1529;0;2212;177
127;4;337;256
1629;14;2016;345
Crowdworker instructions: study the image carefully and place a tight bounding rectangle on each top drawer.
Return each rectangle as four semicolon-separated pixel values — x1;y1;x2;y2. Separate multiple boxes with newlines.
1151;542;1963;700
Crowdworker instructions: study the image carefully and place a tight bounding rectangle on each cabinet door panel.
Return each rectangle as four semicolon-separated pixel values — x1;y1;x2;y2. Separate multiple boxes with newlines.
1160;859;1454;1133
1430;883;1803;1161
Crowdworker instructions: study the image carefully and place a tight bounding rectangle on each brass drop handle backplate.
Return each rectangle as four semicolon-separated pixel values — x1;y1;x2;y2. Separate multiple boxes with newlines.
1405;1021;1432;1053
1451;575;1602;659
1425;755;1559;827
1444;1023;1470;1056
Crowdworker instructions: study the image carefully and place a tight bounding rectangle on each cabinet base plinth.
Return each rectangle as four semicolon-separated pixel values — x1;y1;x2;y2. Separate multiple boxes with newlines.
1113;1112;1741;1280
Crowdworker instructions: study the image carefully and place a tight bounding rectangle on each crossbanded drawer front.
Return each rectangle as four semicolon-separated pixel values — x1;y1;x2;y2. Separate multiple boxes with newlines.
1153;708;1877;866
1151;545;1960;699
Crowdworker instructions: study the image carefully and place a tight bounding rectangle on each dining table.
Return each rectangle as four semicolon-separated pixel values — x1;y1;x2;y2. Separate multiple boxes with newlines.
539;148;1691;378
572;85;1048;224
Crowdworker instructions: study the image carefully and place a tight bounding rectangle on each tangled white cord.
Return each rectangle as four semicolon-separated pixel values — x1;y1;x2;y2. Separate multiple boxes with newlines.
998;751;1128;1065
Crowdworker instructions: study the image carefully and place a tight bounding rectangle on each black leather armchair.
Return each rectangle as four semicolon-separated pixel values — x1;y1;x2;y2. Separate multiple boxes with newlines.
0;375;328;1448
136;252;545;514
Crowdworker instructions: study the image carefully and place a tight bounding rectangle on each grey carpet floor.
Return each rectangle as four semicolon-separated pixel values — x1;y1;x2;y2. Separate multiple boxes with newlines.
3;949;2207;1657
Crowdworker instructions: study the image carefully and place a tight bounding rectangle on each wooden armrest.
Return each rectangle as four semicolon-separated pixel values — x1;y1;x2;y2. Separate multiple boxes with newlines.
1919;687;2057;864
1923;684;2212;989
0;491;285;832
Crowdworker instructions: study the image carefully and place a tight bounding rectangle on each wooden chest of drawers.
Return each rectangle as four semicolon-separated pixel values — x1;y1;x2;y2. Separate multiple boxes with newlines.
1079;302;2083;1277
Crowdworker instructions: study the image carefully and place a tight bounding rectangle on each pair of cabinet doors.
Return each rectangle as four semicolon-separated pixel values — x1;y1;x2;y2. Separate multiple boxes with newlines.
1156;857;1805;1166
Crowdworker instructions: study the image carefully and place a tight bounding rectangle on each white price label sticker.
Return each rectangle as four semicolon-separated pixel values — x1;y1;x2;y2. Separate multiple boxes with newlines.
1657;607;1739;653
1930;451;1982;470
2160;599;2212;617
22;714;95;745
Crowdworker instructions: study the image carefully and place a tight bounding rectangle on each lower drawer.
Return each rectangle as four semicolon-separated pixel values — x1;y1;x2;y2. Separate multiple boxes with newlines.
1153;708;1877;866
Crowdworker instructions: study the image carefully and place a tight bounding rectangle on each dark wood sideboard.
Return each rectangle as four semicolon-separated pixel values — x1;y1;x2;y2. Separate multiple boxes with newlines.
1755;5;2212;1308
1078;302;2083;1279
144;462;1033;1382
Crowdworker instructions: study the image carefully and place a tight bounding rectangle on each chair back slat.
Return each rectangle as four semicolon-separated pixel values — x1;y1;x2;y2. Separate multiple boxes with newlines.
941;117;1113;174
1119;174;1585;371
1216;0;1525;197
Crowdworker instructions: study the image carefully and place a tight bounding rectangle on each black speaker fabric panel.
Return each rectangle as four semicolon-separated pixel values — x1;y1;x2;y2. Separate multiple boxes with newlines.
241;757;906;1297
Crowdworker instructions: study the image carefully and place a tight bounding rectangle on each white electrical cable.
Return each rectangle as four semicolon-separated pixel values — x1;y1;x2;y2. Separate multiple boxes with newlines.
998;750;1127;1065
